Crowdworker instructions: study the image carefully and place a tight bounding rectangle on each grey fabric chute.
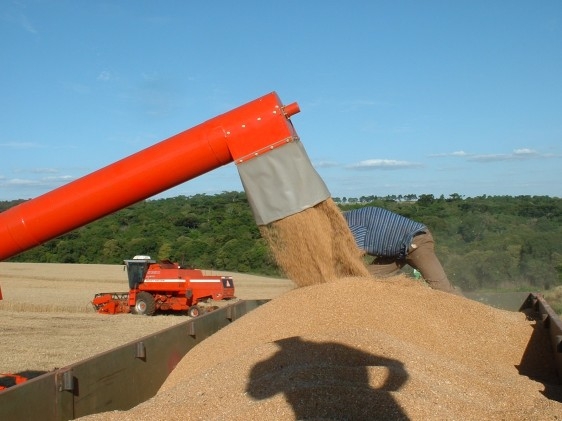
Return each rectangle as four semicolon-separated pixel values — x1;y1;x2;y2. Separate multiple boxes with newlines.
237;139;330;225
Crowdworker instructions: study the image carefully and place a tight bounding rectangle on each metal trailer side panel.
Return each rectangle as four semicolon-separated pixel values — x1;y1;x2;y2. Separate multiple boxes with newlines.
0;300;267;421
520;293;562;383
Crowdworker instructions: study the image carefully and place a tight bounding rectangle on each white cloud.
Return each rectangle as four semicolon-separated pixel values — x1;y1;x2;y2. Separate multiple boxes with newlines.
429;150;469;157
2;174;73;187
0;165;75;199
468;153;511;162
97;71;111;81
5;178;38;186
513;148;538;156
1;142;41;149
43;175;74;182
0;164;79;198
469;149;544;162
347;159;423;170
313;160;339;168
431;148;557;162
20;14;37;34
2;10;38;34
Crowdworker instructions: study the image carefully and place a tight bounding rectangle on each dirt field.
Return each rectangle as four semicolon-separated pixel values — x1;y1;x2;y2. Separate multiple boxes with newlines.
0;262;295;374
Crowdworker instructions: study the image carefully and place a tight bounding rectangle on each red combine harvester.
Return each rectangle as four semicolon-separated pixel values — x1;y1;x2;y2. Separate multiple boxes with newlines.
92;256;235;317
0;373;28;391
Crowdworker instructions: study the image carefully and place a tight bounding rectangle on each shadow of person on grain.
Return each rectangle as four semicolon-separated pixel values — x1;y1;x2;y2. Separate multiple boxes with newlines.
246;336;410;420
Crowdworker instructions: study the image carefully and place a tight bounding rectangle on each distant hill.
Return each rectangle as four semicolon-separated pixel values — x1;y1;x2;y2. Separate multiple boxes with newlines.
2;192;561;293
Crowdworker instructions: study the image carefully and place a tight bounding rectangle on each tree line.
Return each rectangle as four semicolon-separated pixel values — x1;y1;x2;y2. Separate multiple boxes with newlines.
2;192;561;293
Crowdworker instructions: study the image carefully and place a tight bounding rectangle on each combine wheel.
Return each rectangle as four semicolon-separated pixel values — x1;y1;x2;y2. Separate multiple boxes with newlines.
132;292;156;316
188;305;202;318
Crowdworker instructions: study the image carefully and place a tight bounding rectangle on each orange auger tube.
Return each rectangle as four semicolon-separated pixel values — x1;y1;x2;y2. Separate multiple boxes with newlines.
0;92;305;261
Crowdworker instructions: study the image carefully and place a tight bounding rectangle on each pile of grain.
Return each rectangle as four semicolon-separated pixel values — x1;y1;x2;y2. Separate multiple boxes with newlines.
80;199;562;420
81;277;562;420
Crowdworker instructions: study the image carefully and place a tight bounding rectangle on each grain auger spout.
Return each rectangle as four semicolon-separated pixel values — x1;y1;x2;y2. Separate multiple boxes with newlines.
0;91;329;263
235;114;330;225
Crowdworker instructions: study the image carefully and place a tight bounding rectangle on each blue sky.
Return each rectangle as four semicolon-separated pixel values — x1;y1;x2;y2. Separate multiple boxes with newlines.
1;0;561;201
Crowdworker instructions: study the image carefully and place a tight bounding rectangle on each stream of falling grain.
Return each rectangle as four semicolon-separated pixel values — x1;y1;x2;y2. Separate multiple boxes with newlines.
259;198;369;286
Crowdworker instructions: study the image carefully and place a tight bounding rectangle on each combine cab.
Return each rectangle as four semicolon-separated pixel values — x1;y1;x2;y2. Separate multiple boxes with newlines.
92;256;235;316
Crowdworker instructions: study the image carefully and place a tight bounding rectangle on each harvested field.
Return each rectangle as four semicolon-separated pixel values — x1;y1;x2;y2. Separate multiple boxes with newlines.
0;262;295;374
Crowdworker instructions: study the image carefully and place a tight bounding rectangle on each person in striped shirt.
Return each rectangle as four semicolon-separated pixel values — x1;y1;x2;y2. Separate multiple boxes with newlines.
343;207;461;295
